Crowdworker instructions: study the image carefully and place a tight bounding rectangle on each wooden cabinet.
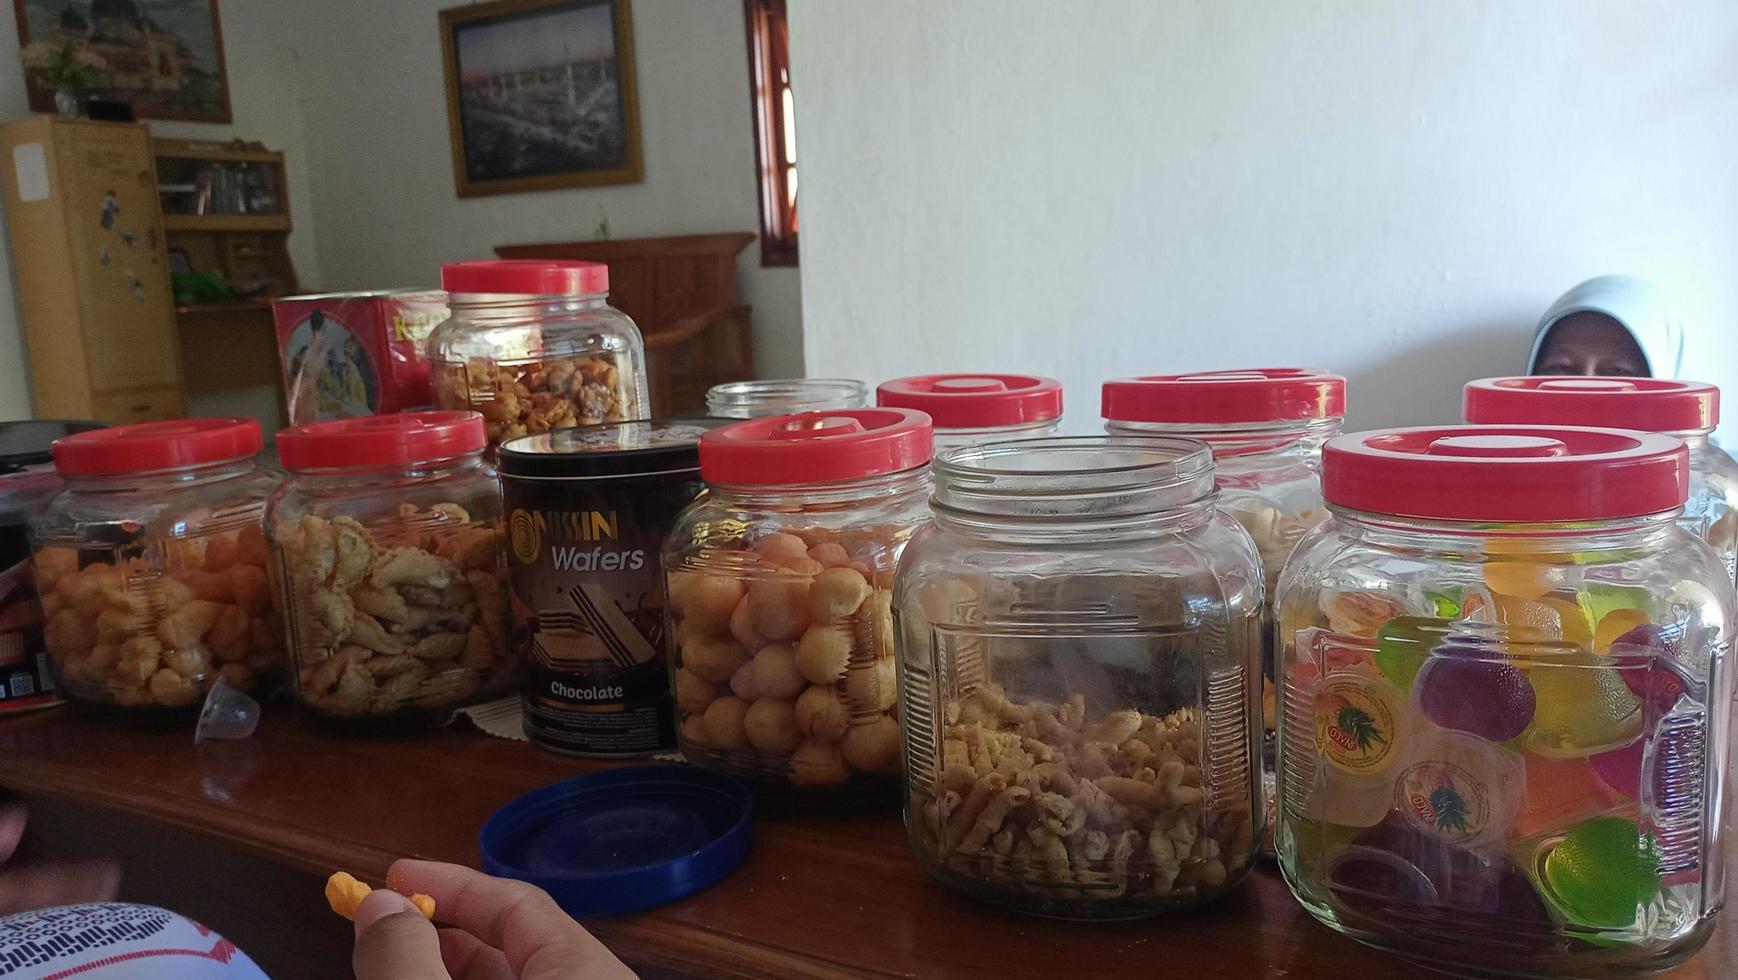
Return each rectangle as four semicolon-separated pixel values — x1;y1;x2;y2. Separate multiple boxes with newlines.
0;118;186;422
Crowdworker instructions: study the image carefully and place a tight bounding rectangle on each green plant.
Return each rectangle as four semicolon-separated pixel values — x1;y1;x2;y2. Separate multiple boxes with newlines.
20;41;108;95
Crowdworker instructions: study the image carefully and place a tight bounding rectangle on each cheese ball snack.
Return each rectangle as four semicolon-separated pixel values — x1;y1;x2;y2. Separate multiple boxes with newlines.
325;871;435;920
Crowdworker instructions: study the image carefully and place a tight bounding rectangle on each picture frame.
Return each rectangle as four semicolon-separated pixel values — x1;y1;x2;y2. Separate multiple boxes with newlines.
12;0;233;124
439;0;644;198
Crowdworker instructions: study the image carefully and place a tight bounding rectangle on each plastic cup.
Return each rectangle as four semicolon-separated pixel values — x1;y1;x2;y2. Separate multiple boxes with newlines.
195;676;261;743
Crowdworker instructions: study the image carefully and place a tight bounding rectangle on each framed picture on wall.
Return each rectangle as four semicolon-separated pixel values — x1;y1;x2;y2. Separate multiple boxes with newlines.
439;0;644;197
12;0;232;123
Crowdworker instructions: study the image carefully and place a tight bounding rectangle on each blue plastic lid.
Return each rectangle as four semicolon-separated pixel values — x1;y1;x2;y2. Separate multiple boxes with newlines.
479;765;752;918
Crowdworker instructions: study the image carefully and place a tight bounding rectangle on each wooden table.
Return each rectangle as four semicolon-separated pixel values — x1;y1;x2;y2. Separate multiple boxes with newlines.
0;709;1729;979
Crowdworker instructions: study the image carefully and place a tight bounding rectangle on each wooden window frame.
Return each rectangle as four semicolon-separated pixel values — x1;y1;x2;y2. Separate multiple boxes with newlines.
745;0;797;267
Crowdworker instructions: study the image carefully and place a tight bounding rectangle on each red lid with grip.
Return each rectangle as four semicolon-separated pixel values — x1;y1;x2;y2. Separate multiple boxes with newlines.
876;374;1062;428
700;409;933;485
53;418;262;477
1463;377;1719;434
441;259;609;296
1323;425;1687;522
277;411;487;470
1102;368;1346;425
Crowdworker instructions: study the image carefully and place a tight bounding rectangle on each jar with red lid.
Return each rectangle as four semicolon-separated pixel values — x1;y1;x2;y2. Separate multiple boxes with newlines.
267;411;513;728
29;419;282;718
662;408;934;802
1465;377;1738;584
1275;426;1733;976
877;374;1064;449
425;260;649;457
1104;369;1346;786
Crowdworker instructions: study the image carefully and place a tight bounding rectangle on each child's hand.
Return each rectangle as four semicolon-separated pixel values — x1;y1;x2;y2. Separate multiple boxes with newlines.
351;859;634;980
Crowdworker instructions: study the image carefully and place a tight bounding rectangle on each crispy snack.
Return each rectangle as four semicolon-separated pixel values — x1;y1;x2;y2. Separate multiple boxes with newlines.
433;355;628;454
324;871;436;921
281;503;510;718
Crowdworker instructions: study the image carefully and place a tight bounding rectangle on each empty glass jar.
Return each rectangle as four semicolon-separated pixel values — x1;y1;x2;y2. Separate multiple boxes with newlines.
877;374;1064;450
1275;425;1733;977
426;260;648;457
705;379;869;419
663;408;933;803
896;436;1265;919
1465;377;1738;584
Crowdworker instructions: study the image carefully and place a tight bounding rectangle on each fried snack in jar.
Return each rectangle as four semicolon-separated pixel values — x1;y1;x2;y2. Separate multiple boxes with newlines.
31;419;283;719
270;412;513;728
877;374;1063;450
1274;426;1733;978
896;436;1264;918
664;408;933;804
425;261;648;457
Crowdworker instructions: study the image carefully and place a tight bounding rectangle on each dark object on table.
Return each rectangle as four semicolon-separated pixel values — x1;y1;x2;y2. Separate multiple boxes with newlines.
481;765;751;917
85;99;135;123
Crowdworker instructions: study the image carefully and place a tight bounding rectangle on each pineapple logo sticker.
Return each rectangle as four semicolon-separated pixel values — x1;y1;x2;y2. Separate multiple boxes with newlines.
1315;672;1401;775
1398;760;1491;844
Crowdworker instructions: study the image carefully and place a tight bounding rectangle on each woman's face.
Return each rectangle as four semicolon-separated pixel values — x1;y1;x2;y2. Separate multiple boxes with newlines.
1533;313;1650;376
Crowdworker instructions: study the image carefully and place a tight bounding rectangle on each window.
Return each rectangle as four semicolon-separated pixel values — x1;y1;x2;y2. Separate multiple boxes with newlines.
745;0;797;266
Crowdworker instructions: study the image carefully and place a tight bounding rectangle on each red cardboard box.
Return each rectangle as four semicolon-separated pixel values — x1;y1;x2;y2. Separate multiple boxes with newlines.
273;290;449;425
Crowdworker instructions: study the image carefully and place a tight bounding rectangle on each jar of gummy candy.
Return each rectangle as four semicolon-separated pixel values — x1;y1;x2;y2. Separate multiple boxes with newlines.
896;436;1264;919
876;374;1064;450
705;379;869;419
425;260;649;458
30;419;283;719
1103;369;1346;805
1275;425;1734;977
1464;377;1738;585
663;408;933;803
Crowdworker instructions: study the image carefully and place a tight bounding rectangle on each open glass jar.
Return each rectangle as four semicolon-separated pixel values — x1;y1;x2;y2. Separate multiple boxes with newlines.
30;419;282;719
877;374;1064;450
1275;426;1733;977
705;379;869;419
426;260;648;457
1465;377;1738;584
895;436;1265;919
663;408;933;803
269;412;513;728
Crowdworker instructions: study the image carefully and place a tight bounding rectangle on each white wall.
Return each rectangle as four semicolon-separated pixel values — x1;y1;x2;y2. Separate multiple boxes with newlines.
789;0;1738;437
293;0;803;377
0;2;320;421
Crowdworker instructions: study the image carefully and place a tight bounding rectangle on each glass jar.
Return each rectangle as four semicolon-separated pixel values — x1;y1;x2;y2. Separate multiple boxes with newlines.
1104;368;1346;828
876;374;1064;450
663;408;933;803
1275;426;1733;977
706;379;869;419
1465;377;1738;585
425;260;648;458
29;419;282;719
895;436;1265;919
269;412;513;728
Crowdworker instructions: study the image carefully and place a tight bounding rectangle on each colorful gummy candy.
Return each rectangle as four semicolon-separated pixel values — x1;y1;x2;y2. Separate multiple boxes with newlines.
1372;615;1446;692
1540;817;1661;929
1520;661;1641;758
1413;645;1536;741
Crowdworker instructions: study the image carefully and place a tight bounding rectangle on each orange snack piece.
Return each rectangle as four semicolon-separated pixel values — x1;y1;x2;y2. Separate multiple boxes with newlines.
325;871;436;921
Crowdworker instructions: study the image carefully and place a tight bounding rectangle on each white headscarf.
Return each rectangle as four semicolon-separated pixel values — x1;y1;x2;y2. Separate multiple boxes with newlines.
1528;275;1685;378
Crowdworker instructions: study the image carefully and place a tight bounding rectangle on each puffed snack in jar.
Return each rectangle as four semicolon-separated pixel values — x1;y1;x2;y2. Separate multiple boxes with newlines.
271;412;514;727
32;419;284;718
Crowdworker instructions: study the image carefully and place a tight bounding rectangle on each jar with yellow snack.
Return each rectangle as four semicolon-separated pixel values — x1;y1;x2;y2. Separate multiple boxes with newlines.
663;408;934;804
425;260;649;459
1274;426;1734;978
30;419;283;720
269;411;513;729
895;436;1265;918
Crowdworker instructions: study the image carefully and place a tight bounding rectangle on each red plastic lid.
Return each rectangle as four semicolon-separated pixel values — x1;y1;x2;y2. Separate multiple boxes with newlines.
1102;368;1346;425
1323;425;1688;522
441;259;608;296
53;418;261;477
1464;377;1719;434
277;411;487;470
700;409;933;485
876;374;1062;428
